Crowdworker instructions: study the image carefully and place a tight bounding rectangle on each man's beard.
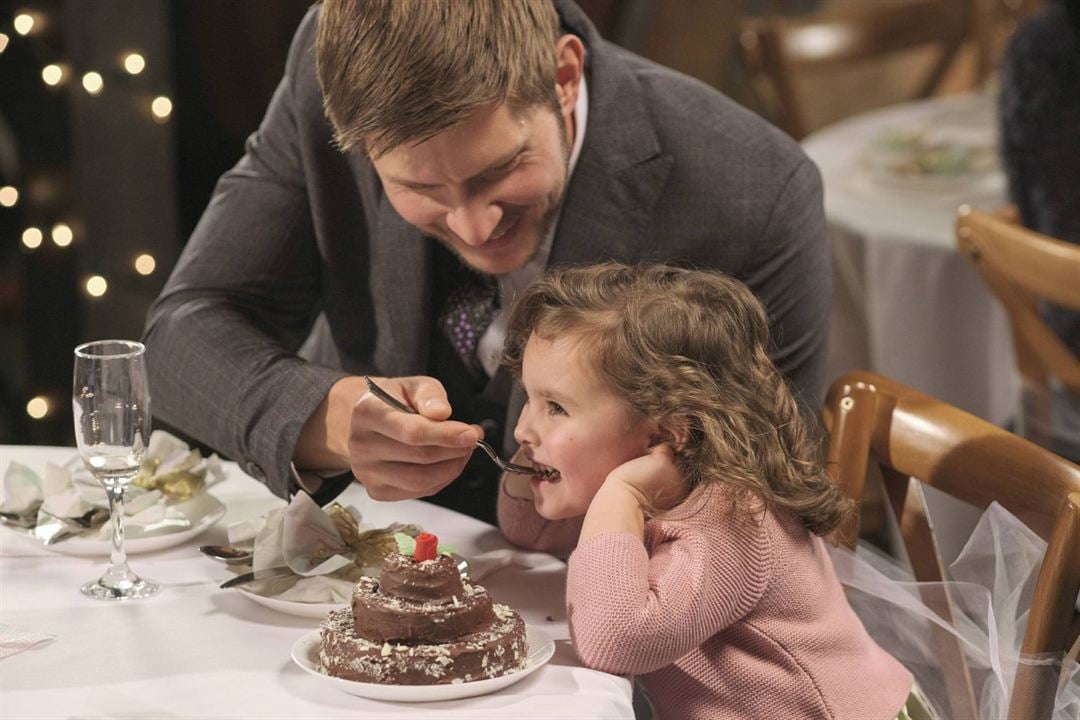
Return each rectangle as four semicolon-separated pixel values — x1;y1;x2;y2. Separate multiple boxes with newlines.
528;109;572;264
439;109;572;275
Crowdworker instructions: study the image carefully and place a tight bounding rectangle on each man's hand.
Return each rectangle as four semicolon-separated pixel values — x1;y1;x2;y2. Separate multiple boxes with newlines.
348;375;481;500
296;375;480;501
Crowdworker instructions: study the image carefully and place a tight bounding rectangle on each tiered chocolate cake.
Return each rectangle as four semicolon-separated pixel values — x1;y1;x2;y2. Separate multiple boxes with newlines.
318;533;527;685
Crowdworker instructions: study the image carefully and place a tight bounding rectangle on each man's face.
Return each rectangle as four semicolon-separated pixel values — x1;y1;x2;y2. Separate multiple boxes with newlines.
370;101;571;275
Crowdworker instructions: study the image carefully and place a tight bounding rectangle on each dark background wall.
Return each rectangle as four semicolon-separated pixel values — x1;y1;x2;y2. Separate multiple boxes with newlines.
171;0;311;238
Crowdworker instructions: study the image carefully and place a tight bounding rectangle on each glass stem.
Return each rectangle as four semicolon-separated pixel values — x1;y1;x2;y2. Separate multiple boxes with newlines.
104;482;132;581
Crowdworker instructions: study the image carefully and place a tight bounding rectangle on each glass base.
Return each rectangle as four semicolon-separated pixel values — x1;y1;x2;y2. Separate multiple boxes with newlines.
81;576;160;601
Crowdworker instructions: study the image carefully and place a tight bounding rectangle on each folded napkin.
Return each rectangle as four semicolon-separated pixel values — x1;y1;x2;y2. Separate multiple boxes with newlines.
0;624;55;660
0;431;224;541
227;492;425;604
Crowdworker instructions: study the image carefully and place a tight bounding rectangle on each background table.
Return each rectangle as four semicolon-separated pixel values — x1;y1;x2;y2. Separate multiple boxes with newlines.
0;445;634;719
803;93;1019;426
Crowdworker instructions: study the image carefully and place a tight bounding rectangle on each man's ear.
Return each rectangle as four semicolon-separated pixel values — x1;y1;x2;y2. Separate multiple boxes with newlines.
553;34;585;118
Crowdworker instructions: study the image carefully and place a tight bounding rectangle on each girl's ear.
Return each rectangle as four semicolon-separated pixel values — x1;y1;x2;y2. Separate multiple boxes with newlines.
651;418;690;452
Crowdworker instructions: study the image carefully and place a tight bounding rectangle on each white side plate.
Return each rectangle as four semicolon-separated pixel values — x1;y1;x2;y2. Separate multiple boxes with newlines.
36;495;226;557
237;588;345;619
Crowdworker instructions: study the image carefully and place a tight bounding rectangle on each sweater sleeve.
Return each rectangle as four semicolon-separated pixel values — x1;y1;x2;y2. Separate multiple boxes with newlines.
496;476;583;558
565;515;771;676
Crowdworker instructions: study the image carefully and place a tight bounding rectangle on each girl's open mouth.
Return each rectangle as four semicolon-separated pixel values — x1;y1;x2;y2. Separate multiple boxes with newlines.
529;459;560;481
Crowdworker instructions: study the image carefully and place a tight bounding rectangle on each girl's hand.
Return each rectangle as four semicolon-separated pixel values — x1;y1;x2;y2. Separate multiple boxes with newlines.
603;444;686;512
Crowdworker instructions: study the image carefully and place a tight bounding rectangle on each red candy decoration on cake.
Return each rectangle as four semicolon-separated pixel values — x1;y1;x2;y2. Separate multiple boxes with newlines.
413;532;438;561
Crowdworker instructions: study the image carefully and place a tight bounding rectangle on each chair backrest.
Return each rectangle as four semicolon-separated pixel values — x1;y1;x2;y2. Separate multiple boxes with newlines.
971;0;1047;83
956;206;1080;396
738;0;968;139
824;371;1080;720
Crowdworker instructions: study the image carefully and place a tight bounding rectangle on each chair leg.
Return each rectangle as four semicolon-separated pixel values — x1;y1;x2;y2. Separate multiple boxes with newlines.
895;479;979;720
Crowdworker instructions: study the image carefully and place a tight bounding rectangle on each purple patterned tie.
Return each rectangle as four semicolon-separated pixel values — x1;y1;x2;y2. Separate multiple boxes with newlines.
439;272;499;377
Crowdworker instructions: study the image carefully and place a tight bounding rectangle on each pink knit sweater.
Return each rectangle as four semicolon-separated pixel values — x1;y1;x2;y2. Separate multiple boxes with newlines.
498;483;913;720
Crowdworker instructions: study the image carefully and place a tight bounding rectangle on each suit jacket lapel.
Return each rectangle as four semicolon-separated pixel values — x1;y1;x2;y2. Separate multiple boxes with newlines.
550;0;674;267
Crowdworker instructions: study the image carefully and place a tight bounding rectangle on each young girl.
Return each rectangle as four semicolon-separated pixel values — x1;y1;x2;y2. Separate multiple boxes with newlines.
497;263;921;720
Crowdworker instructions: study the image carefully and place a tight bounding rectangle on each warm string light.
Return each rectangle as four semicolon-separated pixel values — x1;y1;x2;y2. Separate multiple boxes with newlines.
16;225;75;249
123;52;145;75
0;185;17;207
4;18;172;318
134;253;156;275
41;63;64;86
9;28;175;118
21;227;42;249
26;395;50;419
84;275;108;297
81;71;103;95
151;96;172;122
51;223;73;246
13;13;35;36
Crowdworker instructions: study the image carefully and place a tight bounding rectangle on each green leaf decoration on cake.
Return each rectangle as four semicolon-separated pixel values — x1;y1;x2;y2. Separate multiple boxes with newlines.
393;532;456;557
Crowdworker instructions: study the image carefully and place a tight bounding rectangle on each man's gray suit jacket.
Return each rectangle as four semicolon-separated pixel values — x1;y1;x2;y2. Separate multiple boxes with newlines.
143;0;831;501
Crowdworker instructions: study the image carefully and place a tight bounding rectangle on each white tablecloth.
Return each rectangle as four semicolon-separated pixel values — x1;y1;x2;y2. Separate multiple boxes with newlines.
0;445;633;719
803;93;1019;425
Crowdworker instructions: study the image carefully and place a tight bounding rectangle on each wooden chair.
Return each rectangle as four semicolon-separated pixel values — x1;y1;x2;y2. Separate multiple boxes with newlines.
824;371;1080;720
971;0;1047;84
956;206;1080;458
738;0;969;139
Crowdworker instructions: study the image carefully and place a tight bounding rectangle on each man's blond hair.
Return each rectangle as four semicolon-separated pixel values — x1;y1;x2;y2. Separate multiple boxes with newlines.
316;0;561;158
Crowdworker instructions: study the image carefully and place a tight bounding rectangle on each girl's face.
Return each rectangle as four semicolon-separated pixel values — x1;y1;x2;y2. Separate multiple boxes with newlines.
513;333;659;520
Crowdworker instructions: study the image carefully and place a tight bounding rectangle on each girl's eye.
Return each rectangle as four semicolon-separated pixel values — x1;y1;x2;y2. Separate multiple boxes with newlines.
546;401;566;416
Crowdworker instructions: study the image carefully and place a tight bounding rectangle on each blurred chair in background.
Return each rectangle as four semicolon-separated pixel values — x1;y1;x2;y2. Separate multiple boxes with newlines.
631;0;749;92
972;0;1048;82
737;0;968;138
824;370;1080;720
956;207;1080;462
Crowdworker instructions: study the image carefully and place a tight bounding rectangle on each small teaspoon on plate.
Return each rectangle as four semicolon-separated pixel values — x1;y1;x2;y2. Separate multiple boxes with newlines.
198;544;255;564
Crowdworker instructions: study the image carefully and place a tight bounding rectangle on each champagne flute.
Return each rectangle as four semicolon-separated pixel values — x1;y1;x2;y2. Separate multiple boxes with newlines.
72;340;160;600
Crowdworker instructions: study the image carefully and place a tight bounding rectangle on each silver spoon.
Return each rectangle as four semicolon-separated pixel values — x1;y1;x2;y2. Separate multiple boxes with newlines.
41;506;109;529
198;544;254;564
364;376;553;477
0;509;38;529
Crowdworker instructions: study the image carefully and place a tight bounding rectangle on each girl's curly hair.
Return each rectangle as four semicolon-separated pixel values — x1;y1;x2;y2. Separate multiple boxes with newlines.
502;262;853;536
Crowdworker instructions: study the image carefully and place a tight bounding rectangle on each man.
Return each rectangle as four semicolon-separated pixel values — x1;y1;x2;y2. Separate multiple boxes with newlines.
143;0;829;524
